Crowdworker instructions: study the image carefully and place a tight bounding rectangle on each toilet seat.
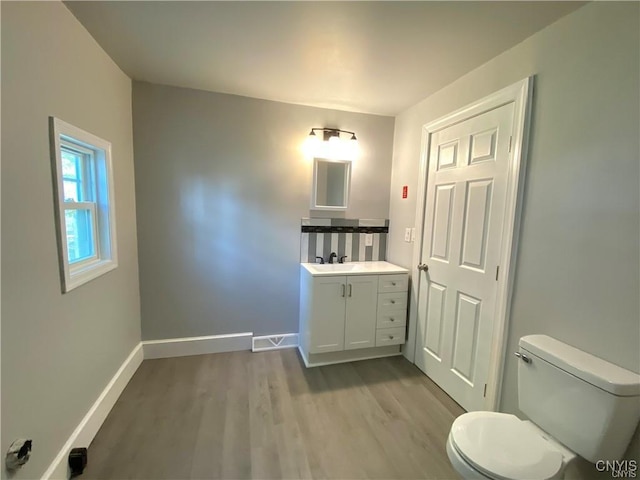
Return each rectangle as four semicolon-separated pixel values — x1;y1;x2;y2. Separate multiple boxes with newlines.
450;412;564;480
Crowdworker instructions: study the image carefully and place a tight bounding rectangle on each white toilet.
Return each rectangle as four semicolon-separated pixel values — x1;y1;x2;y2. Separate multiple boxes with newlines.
447;335;640;479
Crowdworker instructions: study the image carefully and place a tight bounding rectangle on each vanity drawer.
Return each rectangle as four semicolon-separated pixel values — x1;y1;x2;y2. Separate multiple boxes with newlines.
377;310;407;329
378;274;408;293
377;292;408;312
375;327;405;347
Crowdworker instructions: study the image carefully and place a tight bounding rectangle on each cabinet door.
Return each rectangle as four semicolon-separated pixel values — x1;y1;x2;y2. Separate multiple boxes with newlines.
344;275;378;350
309;276;346;353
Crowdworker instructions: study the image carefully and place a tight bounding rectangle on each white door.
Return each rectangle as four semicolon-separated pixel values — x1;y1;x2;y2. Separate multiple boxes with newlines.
415;103;515;411
344;275;378;350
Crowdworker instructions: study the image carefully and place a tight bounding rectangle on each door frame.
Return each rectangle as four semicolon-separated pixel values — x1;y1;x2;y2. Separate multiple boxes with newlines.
405;77;533;410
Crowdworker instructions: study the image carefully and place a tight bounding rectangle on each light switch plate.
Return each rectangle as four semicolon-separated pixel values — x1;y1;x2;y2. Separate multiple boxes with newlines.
365;233;374;246
410;228;416;242
404;228;411;242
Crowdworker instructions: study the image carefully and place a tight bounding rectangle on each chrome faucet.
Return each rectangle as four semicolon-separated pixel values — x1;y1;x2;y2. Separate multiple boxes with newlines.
328;252;337;264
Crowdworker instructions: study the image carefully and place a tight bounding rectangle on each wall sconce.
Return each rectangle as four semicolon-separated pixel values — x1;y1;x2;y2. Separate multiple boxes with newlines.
304;128;359;161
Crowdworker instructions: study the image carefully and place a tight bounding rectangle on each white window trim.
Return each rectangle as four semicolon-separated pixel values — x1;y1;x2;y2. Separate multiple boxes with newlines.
50;117;118;293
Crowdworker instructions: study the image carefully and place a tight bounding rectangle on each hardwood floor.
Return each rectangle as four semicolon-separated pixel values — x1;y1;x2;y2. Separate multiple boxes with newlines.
84;349;464;479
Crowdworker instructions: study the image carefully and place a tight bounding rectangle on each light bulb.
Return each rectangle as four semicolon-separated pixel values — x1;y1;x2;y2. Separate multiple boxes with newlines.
328;135;341;159
341;139;356;161
303;132;321;158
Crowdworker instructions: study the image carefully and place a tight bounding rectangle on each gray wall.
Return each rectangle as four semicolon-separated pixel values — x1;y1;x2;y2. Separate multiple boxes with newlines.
388;1;639;469
133;82;394;340
1;2;141;478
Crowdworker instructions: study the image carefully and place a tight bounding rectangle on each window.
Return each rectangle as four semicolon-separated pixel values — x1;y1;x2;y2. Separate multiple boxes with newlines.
50;118;117;292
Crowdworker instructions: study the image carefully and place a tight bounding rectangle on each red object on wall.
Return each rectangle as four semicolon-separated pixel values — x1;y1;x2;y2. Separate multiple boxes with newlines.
402;185;408;199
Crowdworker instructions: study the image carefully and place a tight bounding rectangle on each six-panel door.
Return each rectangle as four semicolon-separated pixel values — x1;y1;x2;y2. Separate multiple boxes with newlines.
415;103;514;411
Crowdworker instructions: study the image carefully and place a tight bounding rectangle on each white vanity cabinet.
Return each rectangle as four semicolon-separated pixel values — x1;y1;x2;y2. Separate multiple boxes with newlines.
299;262;409;367
306;274;378;353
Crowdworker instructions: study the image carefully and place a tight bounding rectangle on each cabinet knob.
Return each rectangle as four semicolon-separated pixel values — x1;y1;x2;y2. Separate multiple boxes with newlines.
390;318;395;322
391;282;396;286
389;335;394;340
390;300;395;304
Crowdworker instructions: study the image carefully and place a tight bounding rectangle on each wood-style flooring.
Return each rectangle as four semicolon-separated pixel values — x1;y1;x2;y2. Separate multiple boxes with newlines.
84;349;464;479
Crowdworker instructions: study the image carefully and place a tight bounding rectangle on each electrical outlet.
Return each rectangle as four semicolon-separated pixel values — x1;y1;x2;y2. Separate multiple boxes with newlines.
404;228;411;243
410;227;416;242
365;234;374;246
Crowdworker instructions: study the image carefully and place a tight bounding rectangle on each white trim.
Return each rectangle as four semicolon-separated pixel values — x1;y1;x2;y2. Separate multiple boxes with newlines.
49;117;118;293
310;157;351;211
407;77;533;411
252;333;299;352
485;78;534;410
42;343;143;480
64;259;118;292
142;332;253;359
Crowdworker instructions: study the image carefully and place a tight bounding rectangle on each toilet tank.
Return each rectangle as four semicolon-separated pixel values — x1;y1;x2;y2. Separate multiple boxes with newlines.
517;335;640;463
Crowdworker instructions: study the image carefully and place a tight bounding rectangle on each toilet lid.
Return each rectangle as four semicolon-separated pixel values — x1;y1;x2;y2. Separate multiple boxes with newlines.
450;412;564;480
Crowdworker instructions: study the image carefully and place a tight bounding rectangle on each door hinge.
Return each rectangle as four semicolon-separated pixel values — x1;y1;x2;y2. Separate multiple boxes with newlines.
483;384;487;397
508;136;513;153
495;266;500;281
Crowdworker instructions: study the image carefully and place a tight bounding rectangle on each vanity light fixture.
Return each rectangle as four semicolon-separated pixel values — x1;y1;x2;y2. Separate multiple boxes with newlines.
305;127;359;161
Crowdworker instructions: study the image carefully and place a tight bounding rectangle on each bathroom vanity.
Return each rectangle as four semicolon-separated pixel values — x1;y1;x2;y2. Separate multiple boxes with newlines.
299;261;409;367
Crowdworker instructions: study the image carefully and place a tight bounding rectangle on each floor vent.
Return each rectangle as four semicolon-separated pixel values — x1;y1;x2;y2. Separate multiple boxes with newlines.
252;333;298;352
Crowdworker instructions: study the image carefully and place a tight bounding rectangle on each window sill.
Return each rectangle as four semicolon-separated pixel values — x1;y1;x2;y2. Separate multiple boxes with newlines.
64;258;117;293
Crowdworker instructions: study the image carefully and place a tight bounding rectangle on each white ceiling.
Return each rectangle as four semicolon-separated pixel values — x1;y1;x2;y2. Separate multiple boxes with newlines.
66;1;585;116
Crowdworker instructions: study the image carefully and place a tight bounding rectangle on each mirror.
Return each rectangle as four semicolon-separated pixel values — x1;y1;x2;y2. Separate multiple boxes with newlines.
311;158;351;210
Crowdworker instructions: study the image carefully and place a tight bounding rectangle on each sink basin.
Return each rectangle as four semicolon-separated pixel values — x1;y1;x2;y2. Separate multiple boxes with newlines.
309;263;360;272
301;261;409;276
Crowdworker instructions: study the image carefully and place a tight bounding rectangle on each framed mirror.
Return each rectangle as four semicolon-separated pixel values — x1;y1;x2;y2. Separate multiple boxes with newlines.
311;158;351;210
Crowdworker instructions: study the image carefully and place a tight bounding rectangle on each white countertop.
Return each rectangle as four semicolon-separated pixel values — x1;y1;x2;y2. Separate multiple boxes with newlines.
301;261;409;276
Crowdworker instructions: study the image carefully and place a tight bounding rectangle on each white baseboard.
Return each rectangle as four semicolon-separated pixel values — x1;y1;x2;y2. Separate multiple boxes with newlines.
252;333;298;352
42;343;144;480
142;332;253;359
